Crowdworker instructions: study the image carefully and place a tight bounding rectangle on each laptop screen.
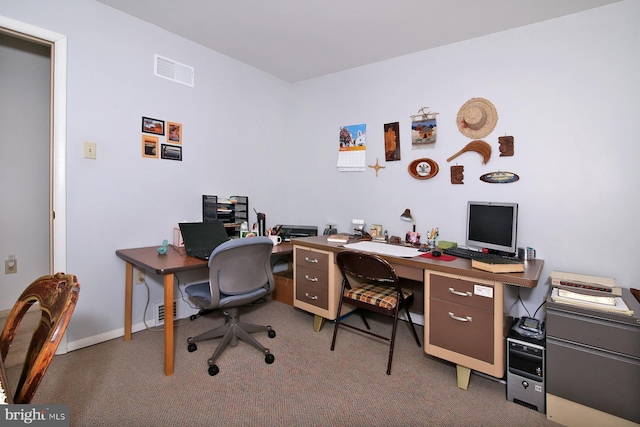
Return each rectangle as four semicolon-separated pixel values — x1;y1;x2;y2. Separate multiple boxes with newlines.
178;221;229;253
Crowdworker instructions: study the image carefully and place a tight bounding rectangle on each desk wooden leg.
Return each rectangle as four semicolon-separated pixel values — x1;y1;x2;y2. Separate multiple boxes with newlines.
164;274;175;376
313;315;325;332
124;262;133;341
456;365;471;390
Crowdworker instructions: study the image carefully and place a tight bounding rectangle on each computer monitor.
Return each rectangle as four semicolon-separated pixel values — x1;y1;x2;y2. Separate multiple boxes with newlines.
466;201;518;256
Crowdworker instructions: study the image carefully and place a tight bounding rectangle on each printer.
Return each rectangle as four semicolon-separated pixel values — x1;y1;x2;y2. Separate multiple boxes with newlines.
278;225;318;241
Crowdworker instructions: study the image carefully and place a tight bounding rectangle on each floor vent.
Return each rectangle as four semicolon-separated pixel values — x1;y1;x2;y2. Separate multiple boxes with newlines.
155;300;178;326
154;54;194;87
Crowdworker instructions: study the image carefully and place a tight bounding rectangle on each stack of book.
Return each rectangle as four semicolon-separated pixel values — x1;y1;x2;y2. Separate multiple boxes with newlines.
471;257;524;273
326;234;349;244
549;271;633;316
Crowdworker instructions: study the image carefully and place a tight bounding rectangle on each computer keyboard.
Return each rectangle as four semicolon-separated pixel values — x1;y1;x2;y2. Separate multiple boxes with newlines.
443;247;514;261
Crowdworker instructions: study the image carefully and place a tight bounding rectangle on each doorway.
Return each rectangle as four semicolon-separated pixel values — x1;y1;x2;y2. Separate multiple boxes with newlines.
0;15;67;349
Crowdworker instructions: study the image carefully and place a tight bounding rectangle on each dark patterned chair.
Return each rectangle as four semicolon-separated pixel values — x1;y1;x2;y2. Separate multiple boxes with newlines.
331;251;421;374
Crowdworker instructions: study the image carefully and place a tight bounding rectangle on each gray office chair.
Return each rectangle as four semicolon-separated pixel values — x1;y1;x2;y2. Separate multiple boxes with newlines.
186;236;276;376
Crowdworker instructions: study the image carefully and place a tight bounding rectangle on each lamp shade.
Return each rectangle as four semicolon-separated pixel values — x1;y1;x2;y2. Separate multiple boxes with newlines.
400;208;416;232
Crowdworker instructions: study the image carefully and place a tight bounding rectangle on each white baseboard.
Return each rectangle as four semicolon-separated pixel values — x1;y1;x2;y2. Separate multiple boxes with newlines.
66;321;148;352
65;299;199;352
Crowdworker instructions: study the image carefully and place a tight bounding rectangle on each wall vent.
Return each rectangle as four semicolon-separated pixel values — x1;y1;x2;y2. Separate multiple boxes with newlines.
154;54;194;87
155;299;178;326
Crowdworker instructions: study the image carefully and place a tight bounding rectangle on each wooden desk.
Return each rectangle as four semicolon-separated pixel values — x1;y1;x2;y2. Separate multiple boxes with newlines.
291;236;544;389
116;242;293;376
1;353;11;404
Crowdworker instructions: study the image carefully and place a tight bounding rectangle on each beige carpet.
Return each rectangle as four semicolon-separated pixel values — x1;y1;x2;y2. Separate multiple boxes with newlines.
6;300;559;427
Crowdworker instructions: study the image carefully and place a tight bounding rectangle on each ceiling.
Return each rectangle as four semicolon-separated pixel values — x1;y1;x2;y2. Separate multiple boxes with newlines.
97;0;621;83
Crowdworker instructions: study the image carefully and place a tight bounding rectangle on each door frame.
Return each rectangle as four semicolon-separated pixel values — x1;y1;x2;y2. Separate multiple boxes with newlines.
0;15;67;275
0;15;68;352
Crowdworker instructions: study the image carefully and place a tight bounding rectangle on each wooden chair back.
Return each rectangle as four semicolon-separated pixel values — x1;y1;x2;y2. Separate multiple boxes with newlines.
0;273;80;403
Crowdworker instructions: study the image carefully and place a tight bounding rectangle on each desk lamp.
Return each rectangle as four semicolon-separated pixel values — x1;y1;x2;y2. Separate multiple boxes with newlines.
400;208;416;232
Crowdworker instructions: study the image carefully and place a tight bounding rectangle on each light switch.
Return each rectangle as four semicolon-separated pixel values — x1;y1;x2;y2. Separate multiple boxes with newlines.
84;142;97;159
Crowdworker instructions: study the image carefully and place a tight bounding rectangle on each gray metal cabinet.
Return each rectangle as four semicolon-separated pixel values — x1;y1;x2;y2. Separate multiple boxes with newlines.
546;289;640;424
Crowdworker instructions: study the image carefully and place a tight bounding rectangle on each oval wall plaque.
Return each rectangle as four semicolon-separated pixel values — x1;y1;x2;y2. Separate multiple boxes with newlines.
408;158;439;180
480;171;519;183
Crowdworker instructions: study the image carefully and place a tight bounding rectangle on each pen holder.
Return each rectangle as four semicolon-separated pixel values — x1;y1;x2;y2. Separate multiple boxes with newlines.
517;247;536;260
427;239;436;250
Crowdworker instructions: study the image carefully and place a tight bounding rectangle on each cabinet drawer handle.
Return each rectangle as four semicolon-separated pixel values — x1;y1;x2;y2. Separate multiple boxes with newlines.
304;257;319;263
305;292;318;300
448;287;472;297
304;275;318;282
448;312;472;322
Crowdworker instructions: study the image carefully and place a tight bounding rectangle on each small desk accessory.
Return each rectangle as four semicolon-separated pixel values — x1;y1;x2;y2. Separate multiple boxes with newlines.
437;241;457;250
400;209;416;232
157;240;168;255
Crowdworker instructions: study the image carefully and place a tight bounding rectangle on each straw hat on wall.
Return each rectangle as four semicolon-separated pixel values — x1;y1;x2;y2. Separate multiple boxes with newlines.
456;97;498;139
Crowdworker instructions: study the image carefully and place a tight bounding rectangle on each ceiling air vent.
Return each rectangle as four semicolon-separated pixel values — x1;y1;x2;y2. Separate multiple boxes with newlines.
154;54;194;87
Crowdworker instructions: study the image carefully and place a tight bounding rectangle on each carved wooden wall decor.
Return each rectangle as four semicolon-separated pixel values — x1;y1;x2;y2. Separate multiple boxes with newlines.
498;135;514;157
447;140;491;164
450;165;464;184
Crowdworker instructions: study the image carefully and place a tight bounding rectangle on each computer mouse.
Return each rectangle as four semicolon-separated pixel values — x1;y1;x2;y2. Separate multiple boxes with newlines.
431;250;442;257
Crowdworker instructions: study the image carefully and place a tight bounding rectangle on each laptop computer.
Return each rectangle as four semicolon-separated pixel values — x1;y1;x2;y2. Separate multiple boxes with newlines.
178;221;230;260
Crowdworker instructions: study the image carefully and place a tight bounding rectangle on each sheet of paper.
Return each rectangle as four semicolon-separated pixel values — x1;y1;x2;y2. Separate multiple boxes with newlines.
550;288;633;316
343;241;421;258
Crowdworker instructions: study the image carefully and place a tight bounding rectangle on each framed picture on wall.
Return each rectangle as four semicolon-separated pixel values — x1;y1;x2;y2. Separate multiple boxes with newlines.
142;135;159;158
161;144;182;161
142;116;164;135
167;121;182;144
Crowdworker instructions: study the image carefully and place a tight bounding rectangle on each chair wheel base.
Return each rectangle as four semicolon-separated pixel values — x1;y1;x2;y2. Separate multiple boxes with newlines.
265;353;275;364
208;365;220;376
268;329;276;338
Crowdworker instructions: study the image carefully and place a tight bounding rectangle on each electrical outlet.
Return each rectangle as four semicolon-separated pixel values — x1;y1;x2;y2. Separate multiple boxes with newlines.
5;257;17;274
134;268;145;284
83;141;97;159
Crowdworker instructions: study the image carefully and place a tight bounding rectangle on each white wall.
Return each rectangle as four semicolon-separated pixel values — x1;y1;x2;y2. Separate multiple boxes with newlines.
0;0;292;346
0;0;638;348
0;34;51;305
286;0;640;316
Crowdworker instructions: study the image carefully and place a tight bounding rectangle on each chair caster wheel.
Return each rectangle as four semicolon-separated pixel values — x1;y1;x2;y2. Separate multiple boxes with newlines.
268;329;276;339
265;353;275;364
187;342;197;352
208;365;219;376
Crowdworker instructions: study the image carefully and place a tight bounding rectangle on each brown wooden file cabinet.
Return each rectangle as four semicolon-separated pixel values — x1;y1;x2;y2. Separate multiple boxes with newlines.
425;272;506;389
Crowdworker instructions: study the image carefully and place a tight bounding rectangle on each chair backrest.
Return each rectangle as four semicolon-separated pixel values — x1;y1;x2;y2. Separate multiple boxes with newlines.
207;237;275;307
0;273;80;404
336;251;399;289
